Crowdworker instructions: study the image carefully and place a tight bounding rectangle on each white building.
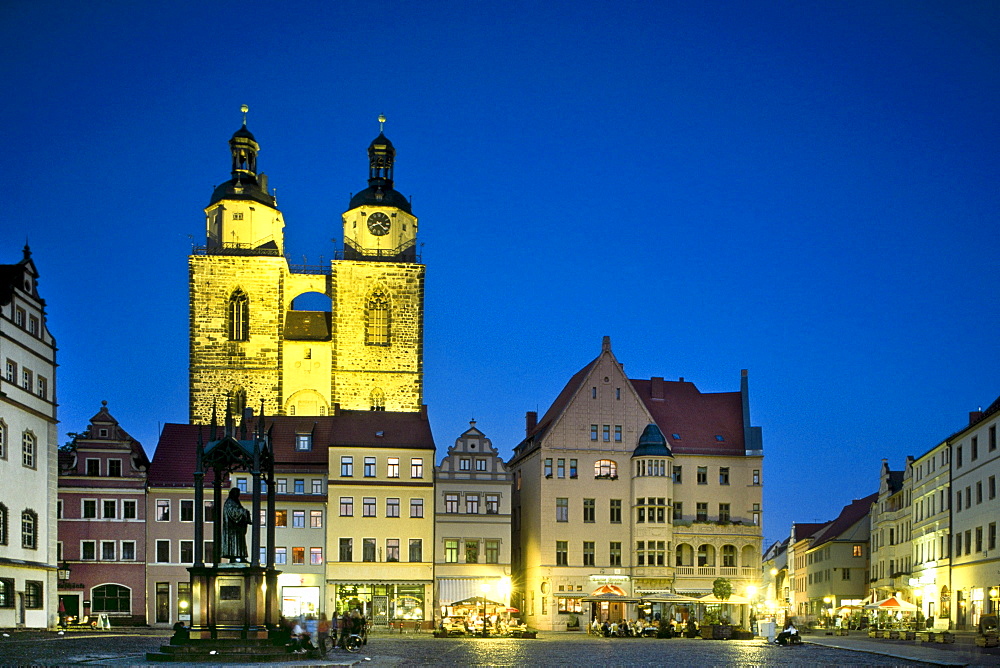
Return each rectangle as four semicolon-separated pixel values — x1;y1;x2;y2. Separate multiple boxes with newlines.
949;398;1000;630
0;246;59;628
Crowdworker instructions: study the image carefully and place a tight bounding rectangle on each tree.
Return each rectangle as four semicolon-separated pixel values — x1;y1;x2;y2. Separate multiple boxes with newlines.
713;577;733;601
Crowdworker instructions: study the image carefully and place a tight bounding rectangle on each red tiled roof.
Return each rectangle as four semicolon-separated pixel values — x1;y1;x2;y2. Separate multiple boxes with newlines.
149;410;435;486
792;522;828;541
631;379;745;455
810;492;878;549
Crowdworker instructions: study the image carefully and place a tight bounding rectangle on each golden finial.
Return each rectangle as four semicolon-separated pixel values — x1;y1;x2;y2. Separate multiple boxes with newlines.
378;114;386;132
241;104;249;125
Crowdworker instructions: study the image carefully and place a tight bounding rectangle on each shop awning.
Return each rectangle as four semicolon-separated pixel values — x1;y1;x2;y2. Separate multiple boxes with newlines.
437;579;503;606
698;593;751;604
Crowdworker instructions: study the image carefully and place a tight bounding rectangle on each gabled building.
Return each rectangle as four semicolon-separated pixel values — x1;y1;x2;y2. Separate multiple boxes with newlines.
0;246;58;628
57;403;149;625
802;493;877;621
508;337;763;630
787;522;826;622
434;422;512;621
870;459;913;602
760;538;789;622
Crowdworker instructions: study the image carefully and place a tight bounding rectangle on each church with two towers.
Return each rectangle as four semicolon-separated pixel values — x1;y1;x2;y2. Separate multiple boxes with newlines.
189;112;425;421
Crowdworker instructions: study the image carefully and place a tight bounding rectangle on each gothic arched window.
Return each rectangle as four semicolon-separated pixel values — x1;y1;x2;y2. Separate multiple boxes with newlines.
21;509;37;549
0;502;7;546
365;290;390;346
232;388;247;418
0;419;6;460
369;388;385;412
228;289;249;341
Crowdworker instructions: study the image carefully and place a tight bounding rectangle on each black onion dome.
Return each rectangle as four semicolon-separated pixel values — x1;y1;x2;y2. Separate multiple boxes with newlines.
370;131;394;150
348;187;412;213
208;179;275;207
232;124;257;142
632;423;673;458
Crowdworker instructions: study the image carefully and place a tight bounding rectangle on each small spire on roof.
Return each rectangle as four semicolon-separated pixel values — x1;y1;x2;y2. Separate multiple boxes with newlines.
240;104;249;126
378;113;386;132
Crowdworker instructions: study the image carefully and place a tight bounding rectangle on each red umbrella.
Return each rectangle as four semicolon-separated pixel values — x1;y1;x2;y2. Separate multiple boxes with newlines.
58;600;65;613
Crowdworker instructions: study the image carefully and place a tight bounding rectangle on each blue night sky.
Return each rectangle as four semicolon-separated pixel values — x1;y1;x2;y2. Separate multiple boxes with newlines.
2;1;998;547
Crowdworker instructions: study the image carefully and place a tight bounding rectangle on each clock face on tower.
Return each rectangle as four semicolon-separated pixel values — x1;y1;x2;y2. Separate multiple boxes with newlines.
367;212;391;236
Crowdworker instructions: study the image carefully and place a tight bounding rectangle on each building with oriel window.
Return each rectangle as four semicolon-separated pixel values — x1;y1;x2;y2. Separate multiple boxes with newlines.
434;422;513;623
909;438;951;629
0;246;58;628
869;459;913;604
508;337;763;631
57;403;150;625
188;110;425;422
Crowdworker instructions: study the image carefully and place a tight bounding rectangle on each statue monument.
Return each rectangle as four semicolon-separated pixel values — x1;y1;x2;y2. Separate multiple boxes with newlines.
148;405;285;661
221;488;252;562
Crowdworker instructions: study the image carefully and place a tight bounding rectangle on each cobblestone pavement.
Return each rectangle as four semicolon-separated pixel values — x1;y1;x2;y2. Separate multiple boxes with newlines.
0;629;947;667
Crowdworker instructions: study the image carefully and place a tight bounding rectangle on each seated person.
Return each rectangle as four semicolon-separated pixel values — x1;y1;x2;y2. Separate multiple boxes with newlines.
775;621;798;645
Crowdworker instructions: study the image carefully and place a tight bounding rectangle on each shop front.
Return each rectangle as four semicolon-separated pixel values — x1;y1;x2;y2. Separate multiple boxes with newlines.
278;572;324;619
330;582;429;629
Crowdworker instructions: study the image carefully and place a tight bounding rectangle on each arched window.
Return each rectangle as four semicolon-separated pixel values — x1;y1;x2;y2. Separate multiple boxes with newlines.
21;509;37;549
722;544;737;567
0;419;6;459
228;289;249;341
594;459;617;479
697;544;715;567
22;431;35;468
675;543;693;567
369;388;385;412
92;584;132;614
0;502;7;546
365;290;390;346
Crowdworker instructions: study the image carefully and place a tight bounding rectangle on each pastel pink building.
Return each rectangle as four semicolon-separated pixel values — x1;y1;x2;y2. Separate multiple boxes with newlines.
57;403;149;624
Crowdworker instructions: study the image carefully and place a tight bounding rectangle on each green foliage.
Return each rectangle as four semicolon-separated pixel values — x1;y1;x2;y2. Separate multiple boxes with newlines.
712;578;733;601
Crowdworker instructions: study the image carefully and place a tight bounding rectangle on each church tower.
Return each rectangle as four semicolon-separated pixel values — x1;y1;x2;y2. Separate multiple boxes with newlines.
331;116;425;412
189;110;424;423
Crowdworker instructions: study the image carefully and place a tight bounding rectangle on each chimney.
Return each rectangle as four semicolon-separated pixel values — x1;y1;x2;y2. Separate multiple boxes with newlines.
525;411;537;436
969;410;983;425
651;377;665;400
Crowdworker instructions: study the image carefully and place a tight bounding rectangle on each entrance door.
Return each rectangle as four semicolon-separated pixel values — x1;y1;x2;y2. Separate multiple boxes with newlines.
372;595;389;626
156;583;170;624
59;595;80;621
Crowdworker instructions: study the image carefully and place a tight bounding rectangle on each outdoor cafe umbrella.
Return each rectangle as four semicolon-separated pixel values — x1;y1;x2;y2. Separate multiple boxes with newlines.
864;596;919;612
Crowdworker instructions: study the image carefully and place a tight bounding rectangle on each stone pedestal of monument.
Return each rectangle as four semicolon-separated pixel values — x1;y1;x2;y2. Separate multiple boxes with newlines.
188;563;280;639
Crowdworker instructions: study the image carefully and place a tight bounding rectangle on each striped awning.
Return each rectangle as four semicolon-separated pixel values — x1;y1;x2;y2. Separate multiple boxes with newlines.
437;578;503;606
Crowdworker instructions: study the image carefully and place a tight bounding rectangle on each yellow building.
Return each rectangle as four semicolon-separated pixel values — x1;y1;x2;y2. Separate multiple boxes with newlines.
325;410;436;628
509;337;764;630
189;112;424;422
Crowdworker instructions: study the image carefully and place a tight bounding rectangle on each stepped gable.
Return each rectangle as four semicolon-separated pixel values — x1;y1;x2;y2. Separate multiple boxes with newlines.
631;377;744;455
809;492;879;549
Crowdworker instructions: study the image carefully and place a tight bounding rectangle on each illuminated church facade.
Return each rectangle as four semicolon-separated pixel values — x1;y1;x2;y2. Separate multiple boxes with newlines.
189;114;424;422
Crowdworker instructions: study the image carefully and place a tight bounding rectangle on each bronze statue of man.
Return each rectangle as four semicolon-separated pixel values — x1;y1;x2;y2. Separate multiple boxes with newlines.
221;487;252;562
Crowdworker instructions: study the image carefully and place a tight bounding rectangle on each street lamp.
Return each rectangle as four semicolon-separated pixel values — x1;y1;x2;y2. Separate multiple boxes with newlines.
990;587;999;615
57;562;71;581
823;596;834;628
480;583;491;637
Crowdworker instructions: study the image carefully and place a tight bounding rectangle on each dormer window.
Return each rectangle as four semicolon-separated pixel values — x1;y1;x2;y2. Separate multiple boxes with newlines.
295;435;312;451
232;212;244;220
715;435;725;442
671;433;681;440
